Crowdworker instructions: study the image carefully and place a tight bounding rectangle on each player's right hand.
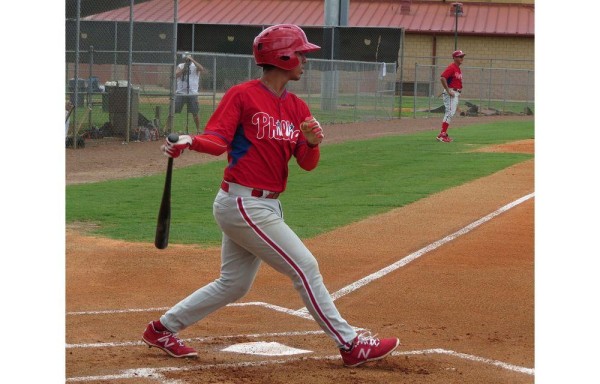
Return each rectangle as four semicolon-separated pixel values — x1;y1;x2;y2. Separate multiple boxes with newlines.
161;135;193;158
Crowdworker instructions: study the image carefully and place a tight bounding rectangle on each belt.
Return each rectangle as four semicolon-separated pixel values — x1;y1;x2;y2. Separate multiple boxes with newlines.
221;180;280;199
452;88;462;93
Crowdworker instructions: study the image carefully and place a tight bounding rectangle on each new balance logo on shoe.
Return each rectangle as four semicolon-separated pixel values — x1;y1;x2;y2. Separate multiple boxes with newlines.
357;347;371;360
340;331;400;367
157;335;175;348
142;321;198;358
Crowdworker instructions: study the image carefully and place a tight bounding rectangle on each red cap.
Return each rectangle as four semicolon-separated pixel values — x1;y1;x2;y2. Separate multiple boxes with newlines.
452;50;465;58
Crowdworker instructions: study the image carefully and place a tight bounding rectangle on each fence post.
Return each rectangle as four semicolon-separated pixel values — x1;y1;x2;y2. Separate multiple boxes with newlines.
390;64;395;117
125;0;134;143
307;61;312;107
374;63;379;113
212;56;217;111
166;0;178;135
487;65;493;110
88;45;94;130
113;22;118;80
526;70;532;113
354;62;359;121
397;27;405;119
413;63;418;118
427;63;433;116
479;67;484;115
72;0;81;149
502;68;508;114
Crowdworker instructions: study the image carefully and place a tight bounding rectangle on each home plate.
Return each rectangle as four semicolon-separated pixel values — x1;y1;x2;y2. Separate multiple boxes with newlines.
221;341;312;356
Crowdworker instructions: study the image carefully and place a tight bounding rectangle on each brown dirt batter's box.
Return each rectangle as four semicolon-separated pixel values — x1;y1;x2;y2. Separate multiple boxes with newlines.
66;116;534;383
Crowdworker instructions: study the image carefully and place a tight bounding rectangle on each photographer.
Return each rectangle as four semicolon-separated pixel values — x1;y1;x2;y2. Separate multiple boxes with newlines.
175;52;207;133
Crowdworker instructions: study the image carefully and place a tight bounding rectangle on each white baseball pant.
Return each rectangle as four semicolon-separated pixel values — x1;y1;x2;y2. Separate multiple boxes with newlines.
160;186;357;349
442;90;460;124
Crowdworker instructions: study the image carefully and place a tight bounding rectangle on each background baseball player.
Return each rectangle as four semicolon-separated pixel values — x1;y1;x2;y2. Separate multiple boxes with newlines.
437;49;465;142
175;52;207;134
142;24;399;368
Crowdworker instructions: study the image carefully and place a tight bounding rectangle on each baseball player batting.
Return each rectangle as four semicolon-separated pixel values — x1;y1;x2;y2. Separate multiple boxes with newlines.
142;24;399;367
437;49;465;142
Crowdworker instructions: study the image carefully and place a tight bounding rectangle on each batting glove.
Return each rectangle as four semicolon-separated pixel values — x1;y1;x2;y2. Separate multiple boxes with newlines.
161;135;193;158
300;117;324;147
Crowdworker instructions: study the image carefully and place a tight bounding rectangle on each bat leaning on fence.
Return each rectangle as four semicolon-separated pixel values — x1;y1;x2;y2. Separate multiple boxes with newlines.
66;105;93;148
69;105;93;137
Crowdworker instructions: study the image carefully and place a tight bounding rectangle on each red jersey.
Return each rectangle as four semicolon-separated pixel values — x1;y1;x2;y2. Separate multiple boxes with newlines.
441;63;463;90
203;79;317;193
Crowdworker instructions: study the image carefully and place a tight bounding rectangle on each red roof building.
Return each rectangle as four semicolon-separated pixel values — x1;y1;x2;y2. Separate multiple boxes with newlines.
85;0;534;37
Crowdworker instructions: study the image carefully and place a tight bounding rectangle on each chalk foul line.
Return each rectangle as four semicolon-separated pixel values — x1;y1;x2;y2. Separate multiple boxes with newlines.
295;192;535;313
66;330;326;349
67;301;313;320
66;348;533;382
400;349;535;376
68;193;534;320
67;327;365;350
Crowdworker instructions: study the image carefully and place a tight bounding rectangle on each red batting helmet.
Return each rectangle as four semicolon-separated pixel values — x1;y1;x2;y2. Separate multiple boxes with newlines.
452;50;466;58
253;24;320;70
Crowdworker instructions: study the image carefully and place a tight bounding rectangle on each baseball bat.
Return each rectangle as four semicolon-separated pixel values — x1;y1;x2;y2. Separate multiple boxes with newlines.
154;133;180;249
65;104;75;124
68;105;92;137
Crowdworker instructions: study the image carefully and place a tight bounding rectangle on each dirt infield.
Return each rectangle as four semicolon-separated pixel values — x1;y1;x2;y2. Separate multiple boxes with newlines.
66;115;534;383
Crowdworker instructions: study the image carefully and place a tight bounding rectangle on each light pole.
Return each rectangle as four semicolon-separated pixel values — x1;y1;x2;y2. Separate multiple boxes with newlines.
452;2;464;50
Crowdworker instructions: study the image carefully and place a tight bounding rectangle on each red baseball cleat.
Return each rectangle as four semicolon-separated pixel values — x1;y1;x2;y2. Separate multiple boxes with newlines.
142;321;198;358
339;331;400;367
437;133;453;142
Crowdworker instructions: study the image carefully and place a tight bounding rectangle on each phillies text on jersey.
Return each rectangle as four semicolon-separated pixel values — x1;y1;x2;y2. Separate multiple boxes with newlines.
203;79;313;192
252;112;301;142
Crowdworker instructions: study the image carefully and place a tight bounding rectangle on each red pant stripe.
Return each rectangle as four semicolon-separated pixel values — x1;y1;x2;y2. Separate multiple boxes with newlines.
236;197;349;347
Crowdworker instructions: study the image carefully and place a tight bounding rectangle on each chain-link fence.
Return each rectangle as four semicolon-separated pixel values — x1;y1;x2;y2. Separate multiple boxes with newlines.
65;0;534;148
65;0;403;147
65;49;397;141
402;63;534;119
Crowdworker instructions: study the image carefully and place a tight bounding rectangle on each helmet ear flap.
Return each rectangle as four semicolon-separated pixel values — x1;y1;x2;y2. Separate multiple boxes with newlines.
278;54;299;70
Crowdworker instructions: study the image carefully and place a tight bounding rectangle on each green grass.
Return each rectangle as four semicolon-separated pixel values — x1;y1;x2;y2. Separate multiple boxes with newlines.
66;120;533;245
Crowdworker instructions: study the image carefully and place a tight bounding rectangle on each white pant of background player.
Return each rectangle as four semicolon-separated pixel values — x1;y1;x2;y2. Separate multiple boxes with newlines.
160;184;358;348
442;90;460;124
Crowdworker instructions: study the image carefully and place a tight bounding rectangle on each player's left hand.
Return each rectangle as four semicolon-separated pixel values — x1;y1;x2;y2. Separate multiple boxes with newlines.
300;117;324;146
161;135;193;158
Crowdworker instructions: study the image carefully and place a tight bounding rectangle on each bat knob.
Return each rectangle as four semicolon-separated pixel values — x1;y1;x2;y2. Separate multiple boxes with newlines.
167;133;180;143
